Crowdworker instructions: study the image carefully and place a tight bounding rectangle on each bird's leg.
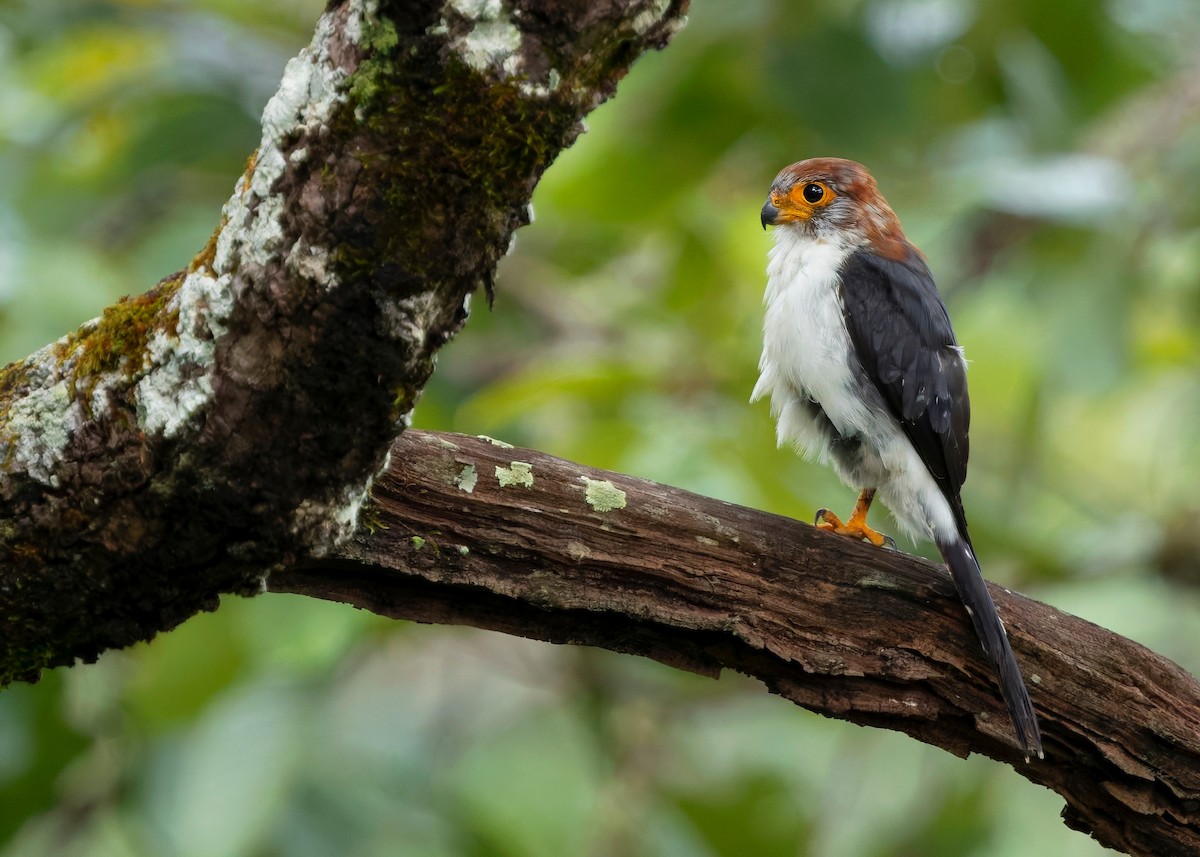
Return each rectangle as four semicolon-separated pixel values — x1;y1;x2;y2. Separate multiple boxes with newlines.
815;488;893;548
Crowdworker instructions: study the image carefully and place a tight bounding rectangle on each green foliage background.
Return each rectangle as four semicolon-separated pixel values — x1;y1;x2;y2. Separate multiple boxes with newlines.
1;0;1199;854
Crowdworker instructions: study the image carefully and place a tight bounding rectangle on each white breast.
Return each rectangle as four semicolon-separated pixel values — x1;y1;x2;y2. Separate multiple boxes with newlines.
751;227;963;544
751;229;875;452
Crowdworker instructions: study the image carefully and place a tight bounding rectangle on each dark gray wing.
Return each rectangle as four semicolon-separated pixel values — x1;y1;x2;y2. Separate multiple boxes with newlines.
839;247;1042;757
837;247;971;534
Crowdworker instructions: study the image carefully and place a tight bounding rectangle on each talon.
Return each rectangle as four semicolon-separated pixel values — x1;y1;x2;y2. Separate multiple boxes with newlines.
814;508;839;529
812;489;892;548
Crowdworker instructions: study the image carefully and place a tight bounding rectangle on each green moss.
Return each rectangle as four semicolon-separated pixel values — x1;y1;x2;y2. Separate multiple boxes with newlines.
0;360;34;438
347;18;400;105
56;274;184;401
359;498;389;534
241;148;259;185
303;17;580;433
0;264;190;471
189;213;229;275
389;387;414;424
327;17;576;290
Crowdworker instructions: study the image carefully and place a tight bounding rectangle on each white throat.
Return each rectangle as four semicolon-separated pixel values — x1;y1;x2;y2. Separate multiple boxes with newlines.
752;227;870;435
762;228;856;308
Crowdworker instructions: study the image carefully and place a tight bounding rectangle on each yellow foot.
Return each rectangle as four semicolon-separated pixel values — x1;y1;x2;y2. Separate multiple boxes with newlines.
814;489;895;548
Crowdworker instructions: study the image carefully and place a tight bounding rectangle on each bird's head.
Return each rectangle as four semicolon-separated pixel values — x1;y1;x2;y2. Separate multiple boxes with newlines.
761;157;909;259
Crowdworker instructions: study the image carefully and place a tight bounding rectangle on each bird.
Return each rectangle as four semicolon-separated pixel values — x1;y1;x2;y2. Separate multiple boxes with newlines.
752;157;1043;760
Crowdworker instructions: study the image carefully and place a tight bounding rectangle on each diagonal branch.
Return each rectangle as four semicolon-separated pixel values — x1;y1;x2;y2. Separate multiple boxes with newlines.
272;429;1200;857
0;0;688;684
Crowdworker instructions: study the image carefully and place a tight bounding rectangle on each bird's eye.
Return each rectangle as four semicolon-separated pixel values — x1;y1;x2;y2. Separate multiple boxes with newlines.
802;183;825;204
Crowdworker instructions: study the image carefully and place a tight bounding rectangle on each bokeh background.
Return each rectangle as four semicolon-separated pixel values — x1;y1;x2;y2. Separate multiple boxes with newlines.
2;0;1199;854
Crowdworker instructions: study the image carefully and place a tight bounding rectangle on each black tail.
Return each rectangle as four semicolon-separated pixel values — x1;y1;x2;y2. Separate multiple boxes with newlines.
936;535;1043;760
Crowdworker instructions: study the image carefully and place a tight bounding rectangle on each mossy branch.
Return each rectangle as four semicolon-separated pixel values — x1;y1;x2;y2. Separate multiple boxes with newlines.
0;0;690;684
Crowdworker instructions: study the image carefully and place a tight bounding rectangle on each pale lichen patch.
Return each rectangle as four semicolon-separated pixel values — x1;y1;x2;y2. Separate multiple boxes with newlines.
215;4;352;277
378;291;441;344
449;0;499;16
697;512;738;541
858;572;901;591
456;464;478;493
421;434;460;451
5;379;77;485
345;0;373;43
135;269;232;439
695;535;718;547
290;474;373;555
287;239;335;289
457;18;522;74
445;0;520;72
496;461;533;488
137;351;214;440
581;476;626;513
439;0;559;98
566;541;591;561
632;0;672;33
477;435;513;448
88;377;117;418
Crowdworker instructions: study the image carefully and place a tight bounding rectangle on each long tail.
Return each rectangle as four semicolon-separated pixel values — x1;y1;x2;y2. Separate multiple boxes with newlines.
935;534;1043;760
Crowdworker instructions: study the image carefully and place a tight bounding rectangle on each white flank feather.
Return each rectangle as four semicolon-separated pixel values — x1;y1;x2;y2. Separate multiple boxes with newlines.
754;227;959;544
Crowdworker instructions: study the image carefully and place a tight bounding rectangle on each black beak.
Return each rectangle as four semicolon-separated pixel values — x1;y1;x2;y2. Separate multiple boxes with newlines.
760;199;779;230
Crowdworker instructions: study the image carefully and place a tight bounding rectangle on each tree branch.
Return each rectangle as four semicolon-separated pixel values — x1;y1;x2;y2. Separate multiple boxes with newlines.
0;0;687;684
272;430;1200;857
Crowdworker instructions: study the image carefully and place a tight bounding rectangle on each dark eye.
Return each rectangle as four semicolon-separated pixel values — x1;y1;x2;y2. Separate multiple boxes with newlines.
802;183;825;204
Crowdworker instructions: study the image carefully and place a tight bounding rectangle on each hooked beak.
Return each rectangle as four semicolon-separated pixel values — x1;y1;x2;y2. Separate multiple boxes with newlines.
760;199;780;229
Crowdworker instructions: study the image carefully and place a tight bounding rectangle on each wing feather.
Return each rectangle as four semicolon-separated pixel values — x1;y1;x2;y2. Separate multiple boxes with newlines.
837;246;1042;757
837;248;971;533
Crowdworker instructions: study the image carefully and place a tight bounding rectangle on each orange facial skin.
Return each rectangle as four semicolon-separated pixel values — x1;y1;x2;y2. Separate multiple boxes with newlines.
763;157;914;262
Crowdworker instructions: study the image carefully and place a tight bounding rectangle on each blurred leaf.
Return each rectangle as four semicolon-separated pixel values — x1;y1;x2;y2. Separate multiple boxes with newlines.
447;707;599;857
24;26;166;107
876;781;995;857
0;674;90;844
141;681;304;857
671;773;812;857
124;608;246;730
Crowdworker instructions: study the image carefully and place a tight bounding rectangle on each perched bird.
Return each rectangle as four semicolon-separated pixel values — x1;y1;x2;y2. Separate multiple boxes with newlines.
753;157;1043;759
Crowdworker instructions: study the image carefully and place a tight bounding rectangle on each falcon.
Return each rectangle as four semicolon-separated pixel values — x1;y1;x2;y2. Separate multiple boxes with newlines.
753;157;1042;759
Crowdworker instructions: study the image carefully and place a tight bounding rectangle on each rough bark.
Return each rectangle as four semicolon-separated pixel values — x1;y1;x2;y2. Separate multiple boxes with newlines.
272;430;1200;857
0;0;687;684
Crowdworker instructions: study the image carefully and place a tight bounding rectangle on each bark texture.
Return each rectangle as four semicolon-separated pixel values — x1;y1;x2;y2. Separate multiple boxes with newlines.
0;0;688;684
274;430;1200;857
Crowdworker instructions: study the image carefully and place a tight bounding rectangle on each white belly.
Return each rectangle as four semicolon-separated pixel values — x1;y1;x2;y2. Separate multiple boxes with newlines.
751;228;960;543
751;230;875;450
